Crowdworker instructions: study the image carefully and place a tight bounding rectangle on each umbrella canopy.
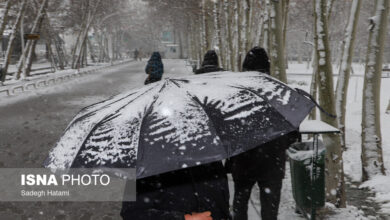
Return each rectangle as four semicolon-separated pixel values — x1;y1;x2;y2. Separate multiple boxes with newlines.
44;71;315;179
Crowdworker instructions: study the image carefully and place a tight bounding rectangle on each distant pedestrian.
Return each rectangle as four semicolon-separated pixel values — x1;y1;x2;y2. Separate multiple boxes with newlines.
121;162;231;220
134;49;139;61
138;49;143;61
229;46;299;220
195;50;224;74
144;52;164;85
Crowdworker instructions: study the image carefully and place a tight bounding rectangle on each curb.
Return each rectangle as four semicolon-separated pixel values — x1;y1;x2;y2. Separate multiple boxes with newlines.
0;60;132;98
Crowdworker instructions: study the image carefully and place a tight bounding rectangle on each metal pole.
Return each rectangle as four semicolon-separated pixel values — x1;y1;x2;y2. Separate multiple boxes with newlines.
311;134;319;220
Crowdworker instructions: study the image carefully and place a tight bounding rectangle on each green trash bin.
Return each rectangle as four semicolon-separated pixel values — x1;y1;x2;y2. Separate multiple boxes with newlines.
287;141;326;217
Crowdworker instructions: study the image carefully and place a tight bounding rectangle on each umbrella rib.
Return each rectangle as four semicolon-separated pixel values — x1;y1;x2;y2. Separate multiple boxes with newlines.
232;85;297;130
69;91;139;128
134;81;169;173
68;83;163;168
169;79;228;157
136;79;169;176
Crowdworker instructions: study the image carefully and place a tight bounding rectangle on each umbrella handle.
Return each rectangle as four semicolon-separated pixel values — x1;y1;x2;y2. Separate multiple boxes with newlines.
295;88;337;119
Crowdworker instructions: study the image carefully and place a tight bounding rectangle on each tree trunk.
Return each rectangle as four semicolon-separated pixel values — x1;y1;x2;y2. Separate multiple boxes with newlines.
309;55;318;120
196;18;202;67
24;38;40;77
270;0;287;83
247;0;256;50
73;0;102;68
361;0;389;181
199;9;205;60
0;0;27;82
224;0;234;71
0;0;13;42
327;0;336;21
15;0;49;79
314;0;346;208
282;0;290;68
234;0;241;71
263;0;271;53
87;38;96;63
242;0;250;53
213;0;224;67
335;0;362;151
201;0;210;53
256;12;265;48
44;16;65;70
44;34;57;73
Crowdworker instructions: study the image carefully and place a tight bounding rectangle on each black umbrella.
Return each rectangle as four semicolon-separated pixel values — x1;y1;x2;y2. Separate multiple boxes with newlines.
44;71;315;179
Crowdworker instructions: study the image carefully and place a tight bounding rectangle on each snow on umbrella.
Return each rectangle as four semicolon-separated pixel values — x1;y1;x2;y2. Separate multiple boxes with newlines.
44;71;315;179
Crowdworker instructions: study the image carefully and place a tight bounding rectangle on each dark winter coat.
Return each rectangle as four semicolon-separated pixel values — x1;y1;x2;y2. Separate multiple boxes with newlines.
242;47;270;74
230;131;299;182
228;47;297;182
121;162;231;220
145;52;164;80
195;50;224;74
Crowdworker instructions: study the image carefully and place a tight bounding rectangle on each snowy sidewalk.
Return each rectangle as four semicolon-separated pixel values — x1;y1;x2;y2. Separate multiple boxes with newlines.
227;165;367;220
0;59;132;97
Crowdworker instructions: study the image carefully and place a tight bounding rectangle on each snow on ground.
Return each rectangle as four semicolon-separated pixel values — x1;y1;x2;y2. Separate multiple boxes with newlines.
288;62;390;218
287;61;366;76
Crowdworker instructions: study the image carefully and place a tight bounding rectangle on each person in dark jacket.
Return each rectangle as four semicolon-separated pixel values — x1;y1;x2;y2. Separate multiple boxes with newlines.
229;47;298;220
195;50;224;74
121;162;231;220
145;52;164;85
134;49;140;61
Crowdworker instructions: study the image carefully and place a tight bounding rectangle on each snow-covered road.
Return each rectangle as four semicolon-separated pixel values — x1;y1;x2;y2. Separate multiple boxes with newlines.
0;60;385;219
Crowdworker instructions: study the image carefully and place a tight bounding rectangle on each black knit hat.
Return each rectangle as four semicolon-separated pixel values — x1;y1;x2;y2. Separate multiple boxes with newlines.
242;47;270;74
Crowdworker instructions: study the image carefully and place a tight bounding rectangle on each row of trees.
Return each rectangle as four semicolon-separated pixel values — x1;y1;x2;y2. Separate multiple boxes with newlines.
145;0;390;208
0;0;135;83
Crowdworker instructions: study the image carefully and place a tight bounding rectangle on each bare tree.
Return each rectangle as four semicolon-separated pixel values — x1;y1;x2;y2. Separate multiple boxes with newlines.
15;0;49;79
234;0;241;71
71;0;102;69
223;0;233;70
0;0;27;83
263;0;271;52
313;0;346;208
361;0;389;181
213;0;224;67
0;0;13;42
335;0;362;150
269;0;287;82
201;0;210;54
242;0;250;53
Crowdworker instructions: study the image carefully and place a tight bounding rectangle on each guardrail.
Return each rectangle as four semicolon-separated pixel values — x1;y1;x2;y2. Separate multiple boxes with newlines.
0;60;131;98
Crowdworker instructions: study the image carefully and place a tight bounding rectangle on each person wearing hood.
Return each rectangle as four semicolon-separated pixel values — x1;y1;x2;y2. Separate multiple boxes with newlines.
229;47;299;220
121;162;231;220
195;50;224;74
145;52;164;85
242;46;270;74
